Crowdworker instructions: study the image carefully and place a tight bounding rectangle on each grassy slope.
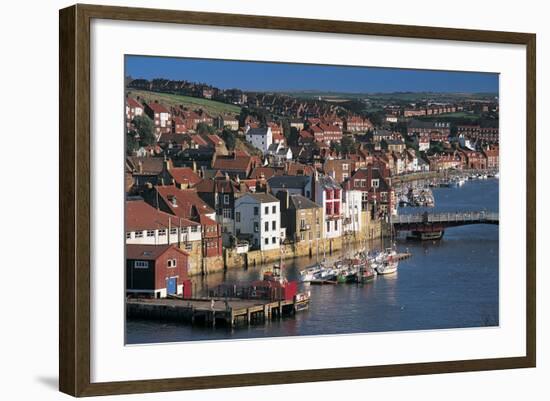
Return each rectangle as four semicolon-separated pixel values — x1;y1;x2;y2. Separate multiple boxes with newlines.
127;90;241;117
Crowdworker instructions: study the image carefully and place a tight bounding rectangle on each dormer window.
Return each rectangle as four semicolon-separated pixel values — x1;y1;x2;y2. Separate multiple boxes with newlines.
168;195;177;207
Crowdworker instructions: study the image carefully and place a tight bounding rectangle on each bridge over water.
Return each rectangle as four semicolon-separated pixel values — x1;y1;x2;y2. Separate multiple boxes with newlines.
393;211;499;233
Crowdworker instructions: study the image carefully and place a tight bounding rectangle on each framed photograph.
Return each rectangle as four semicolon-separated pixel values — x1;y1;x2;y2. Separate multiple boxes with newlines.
59;4;536;397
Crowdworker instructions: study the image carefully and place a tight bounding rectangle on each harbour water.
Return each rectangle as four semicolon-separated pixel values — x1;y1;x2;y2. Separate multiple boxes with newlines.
126;178;499;344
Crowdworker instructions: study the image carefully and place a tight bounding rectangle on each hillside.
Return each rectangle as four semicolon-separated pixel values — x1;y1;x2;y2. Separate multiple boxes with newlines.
127;90;242;117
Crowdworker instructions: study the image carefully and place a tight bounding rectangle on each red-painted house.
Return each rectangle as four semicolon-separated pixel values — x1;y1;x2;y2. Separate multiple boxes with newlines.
126;244;192;299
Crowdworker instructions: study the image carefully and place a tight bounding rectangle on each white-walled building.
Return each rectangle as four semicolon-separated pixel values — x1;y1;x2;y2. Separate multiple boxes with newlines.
313;175;343;240
125;200;202;251
342;189;363;234
245;126;272;154
234;193;282;251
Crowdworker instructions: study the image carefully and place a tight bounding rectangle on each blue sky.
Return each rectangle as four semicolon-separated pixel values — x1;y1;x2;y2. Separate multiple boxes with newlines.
125;55;498;94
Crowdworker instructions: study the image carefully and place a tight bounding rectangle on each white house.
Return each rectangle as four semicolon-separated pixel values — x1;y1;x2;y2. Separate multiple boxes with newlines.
234;193;282;251
266;142;293;164
125;200;202;251
342;189;362;234
314;174;343;240
246;126;272;154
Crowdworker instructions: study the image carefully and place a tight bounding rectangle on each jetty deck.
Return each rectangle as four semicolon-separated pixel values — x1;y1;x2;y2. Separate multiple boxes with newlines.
127;296;309;328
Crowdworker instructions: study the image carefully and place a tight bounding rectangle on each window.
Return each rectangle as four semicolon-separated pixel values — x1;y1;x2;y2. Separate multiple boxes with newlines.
272;205;276;213
126;232;131;239
223;195;230;205
170;228;177;235
265;206;269;214
134;260;148;269
135;231;143;238
334;220;338;230
372;179;380;188
272;237;277;244
223;208;232;219
300;219;305;229
362;192;369;202
235;211;240;222
185;243;192;251
147;230;155;237
254;207;259;216
300;232;305;241
265;238;269;245
326;222;330;232
167;259;177;268
158;229;166;236
272;221;276;230
191;226;198;233
254;222;259;232
342;163;348;171
265;221;269;231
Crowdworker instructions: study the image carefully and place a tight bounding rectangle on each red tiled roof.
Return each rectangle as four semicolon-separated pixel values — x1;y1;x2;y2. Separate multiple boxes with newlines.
126;244;189;260
213;155;252;172
169;167;202;186
206;134;224;146
125;200;198;231
147;102;170;113
190;134;208;146
249;167;277;180
195;178;240;193
155;186;215;218
126;98;142;108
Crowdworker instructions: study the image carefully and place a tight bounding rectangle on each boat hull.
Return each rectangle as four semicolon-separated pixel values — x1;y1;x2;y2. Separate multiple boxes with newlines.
407;230;444;241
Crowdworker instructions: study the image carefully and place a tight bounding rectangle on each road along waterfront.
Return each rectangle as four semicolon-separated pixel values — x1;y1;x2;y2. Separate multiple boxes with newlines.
126;178;499;344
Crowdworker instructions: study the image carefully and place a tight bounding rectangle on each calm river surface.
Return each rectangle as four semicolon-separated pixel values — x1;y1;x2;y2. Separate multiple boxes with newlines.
126;178;499;344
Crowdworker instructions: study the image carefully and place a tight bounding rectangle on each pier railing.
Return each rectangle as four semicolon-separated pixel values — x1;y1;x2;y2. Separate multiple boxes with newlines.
393;211;499;225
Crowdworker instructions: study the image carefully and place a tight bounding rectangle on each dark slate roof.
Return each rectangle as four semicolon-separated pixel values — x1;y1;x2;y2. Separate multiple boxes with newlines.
289;195;320;210
242;192;280;203
268;175;310;189
317;175;341;190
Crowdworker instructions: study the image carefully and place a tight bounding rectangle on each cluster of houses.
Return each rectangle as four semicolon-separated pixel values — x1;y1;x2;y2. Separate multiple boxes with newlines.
124;88;499;299
384;99;498;122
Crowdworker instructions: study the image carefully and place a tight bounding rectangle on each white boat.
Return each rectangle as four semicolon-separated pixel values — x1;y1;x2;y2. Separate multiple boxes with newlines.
376;261;398;275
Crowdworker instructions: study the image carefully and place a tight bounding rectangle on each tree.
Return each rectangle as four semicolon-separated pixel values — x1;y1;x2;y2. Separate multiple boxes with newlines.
330;141;342;154
132;115;155;146
340;135;356;154
288;127;299;147
221;128;237;150
196;122;216;135
126;131;139;155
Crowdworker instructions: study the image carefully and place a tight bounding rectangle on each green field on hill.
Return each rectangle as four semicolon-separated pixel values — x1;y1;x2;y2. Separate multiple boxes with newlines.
127;90;242;117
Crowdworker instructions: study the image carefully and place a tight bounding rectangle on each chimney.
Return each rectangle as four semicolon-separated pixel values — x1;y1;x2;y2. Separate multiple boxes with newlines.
192;160;197;172
138;160;143;174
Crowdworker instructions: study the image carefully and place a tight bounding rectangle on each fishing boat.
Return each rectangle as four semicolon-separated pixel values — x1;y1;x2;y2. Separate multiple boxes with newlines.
359;264;377;283
407;230;444;241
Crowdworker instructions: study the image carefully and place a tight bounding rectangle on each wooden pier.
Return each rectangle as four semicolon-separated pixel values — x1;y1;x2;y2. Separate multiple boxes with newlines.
394;252;412;261
126;296;309;328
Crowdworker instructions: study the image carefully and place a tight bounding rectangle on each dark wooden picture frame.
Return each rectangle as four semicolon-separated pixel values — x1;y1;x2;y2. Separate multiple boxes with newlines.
59;3;536;397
